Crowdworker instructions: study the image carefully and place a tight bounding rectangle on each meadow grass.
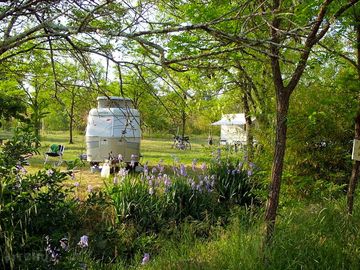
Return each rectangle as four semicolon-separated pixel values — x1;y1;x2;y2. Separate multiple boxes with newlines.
26;131;218;167
143;198;360;270
21;131;238;193
3;130;359;269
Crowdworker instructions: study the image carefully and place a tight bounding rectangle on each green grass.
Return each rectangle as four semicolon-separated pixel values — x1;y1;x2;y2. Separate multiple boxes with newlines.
26;131;221;166
13;131;241;196
143;198;360;270
5;130;359;269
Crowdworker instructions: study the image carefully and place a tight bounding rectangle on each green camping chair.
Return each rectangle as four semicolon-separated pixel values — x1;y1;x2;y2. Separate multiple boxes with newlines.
44;144;65;166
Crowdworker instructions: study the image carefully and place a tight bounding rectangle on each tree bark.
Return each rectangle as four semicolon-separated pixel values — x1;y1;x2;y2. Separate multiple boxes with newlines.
264;88;290;243
69;97;74;144
347;16;360;215
347;116;360;214
263;0;339;245
181;93;187;138
243;88;254;163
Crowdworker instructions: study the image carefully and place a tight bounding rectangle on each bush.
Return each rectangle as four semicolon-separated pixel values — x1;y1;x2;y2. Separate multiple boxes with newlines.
0;167;82;269
0;128;83;269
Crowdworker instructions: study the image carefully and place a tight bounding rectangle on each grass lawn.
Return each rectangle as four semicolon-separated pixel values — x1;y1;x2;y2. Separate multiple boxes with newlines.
20;131;243;193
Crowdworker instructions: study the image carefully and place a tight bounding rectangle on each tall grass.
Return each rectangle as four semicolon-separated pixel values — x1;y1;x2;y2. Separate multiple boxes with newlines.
267;198;360;270
145;198;360;270
3;130;359;269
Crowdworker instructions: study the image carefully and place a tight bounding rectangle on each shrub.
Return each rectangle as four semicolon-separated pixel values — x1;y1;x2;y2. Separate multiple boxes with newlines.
0;128;81;269
0;168;81;269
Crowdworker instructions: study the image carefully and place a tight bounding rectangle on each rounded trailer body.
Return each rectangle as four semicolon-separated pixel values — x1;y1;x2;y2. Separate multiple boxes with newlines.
85;97;141;163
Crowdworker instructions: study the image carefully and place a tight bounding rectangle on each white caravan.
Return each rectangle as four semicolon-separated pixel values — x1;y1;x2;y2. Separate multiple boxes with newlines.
85;96;141;164
211;113;255;145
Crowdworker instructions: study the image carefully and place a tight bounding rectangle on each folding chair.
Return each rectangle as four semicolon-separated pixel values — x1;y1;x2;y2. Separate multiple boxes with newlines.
44;144;65;166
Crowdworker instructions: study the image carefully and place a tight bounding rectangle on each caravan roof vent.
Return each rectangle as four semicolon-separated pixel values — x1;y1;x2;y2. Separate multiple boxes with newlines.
97;96;133;109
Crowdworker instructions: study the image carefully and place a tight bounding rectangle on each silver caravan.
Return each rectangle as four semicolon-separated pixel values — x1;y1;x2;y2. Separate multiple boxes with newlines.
85;96;141;164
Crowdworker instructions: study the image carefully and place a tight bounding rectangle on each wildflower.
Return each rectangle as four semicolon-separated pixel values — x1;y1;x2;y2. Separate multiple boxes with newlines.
74;182;80;187
46;169;54;176
151;167;157;174
163;174;171;187
45;236;60;263
188;178;196;190
203;176;213;192
157;164;165;173
118;154;123;161
60;238;68;251
118;168;128;182
87;185;93;193
130;160;135;168
142;253;150;265
78;235;89;248
113;176;119;184
16;165;27;174
201;162;207;171
163;174;171;192
249;162;256;169
216;148;221;159
71;172;76;180
206;184;212;192
179;164;187;176
172;165;178;175
157;160;164;171
149;187;154;195
247;170;253;177
143;163;149;175
192;159;197;171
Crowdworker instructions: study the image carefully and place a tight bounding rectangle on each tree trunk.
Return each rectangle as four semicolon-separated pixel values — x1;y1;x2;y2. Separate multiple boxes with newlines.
264;88;290;244
69;98;74;144
181;93;187;138
347;17;360;215
347;115;360;214
243;90;254;162
34;117;41;147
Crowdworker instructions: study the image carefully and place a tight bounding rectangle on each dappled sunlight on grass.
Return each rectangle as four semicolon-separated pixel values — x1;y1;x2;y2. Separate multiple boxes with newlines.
22;131;245;189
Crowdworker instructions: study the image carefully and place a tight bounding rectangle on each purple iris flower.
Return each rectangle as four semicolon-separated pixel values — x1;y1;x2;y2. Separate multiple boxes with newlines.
78;235;89;248
180;164;187;176
142;253;150;265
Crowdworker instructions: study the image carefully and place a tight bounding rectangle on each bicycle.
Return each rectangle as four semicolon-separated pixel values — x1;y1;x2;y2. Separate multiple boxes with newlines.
172;135;191;150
